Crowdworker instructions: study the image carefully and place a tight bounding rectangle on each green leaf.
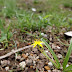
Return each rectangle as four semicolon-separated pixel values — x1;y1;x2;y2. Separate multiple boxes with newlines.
7;32;13;40
64;64;72;72
42;51;58;68
63;40;72;70
0;19;4;31
6;24;11;33
0;36;7;42
4;43;8;48
41;38;60;69
43;15;52;19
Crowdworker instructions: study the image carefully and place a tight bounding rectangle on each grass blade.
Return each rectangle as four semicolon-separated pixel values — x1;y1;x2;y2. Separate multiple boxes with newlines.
41;38;60;69
42;51;58;68
36;68;38;72
64;64;72;72
63;40;72;70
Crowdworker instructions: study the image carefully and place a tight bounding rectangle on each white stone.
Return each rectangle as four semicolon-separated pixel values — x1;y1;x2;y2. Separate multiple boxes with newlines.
32;8;36;12
26;53;29;56
41;33;47;37
19;61;26;68
57;54;63;58
57;46;60;49
48;62;53;66
5;66;9;71
48;70;51;72
33;61;36;64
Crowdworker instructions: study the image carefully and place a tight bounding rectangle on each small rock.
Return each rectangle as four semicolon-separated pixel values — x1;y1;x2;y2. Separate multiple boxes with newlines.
32;48;38;54
30;53;33;56
48;62;53;67
22;54;28;59
57;54;63;59
19;61;26;68
26;59;33;66
5;66;9;71
1;60;10;67
26;53;29;56
57;46;61;49
41;33;47;38
37;61;44;70
24;48;31;53
30;66;33;68
48;70;51;72
39;53;46;59
52;69;61;72
44;66;50;70
28;54;37;60
33;61;36;64
34;56;39;60
20;58;25;61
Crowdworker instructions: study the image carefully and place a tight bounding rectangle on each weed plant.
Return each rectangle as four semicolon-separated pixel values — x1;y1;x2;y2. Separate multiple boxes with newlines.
32;38;72;72
2;0;16;18
0;19;13;48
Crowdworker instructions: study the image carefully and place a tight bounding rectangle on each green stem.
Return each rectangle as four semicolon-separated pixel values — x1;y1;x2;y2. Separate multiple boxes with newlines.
38;47;59;69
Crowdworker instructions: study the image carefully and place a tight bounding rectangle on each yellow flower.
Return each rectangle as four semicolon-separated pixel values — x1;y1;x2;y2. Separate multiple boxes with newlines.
32;39;43;48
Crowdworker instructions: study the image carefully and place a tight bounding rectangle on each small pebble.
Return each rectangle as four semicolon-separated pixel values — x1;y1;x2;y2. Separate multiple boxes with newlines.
19;61;26;68
57;54;63;59
39;53;46;59
26;59;33;66
41;33;47;38
5;66;9;71
26;53;29;56
48;62;53;67
57;46;60;49
48;70;51;72
44;66;50;70
22;54;28;59
1;60;10;67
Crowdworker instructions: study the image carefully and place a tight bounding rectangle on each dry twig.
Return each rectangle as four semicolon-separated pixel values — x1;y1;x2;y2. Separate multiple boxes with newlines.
0;45;32;60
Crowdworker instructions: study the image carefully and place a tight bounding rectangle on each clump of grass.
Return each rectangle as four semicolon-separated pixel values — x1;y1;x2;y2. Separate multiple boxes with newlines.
68;17;72;25
15;11;48;32
0;19;13;48
2;0;17;18
63;3;72;8
33;0;39;4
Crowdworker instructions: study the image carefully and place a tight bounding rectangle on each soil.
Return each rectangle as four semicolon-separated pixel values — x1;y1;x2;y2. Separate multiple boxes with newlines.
0;0;72;72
